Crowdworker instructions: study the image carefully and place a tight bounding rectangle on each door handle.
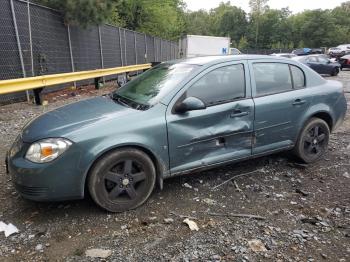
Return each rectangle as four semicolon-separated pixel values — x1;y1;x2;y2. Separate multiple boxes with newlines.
230;109;249;118
292;99;306;106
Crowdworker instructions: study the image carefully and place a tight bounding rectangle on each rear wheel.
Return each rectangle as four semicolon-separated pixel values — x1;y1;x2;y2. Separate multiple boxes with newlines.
331;67;340;76
294;118;330;163
88;148;156;212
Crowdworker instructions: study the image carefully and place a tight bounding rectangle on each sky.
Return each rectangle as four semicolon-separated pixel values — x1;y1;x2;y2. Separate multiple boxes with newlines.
184;0;347;14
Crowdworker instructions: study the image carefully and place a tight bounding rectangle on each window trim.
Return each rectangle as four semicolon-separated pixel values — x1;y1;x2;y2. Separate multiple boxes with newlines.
252;62;306;98
176;63;247;108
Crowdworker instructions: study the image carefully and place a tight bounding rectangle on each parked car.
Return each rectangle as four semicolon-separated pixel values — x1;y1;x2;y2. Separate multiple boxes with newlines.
339;55;350;70
7;55;347;212
271;53;297;58
292;48;312;56
292;48;323;56
292;55;341;76
328;45;350;57
229;48;242;55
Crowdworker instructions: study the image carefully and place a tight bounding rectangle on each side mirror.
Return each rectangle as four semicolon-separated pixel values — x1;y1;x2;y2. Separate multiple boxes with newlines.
175;97;206;114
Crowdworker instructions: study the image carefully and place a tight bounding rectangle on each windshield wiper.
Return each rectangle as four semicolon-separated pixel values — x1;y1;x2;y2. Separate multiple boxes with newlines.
110;93;132;108
111;93;150;111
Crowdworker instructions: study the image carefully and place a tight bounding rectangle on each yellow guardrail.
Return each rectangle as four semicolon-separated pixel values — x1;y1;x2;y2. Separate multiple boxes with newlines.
0;63;152;95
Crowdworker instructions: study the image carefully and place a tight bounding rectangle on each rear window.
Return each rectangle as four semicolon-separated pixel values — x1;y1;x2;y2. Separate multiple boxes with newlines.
253;63;293;96
290;65;305;89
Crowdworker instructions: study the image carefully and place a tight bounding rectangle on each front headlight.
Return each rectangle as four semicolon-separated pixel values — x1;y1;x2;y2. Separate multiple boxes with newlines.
25;138;72;163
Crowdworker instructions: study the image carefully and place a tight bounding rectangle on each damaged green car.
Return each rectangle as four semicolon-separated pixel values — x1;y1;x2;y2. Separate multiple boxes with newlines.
7;55;347;212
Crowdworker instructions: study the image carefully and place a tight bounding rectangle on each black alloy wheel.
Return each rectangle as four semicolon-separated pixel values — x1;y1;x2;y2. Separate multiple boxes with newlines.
294;118;330;163
88;148;156;212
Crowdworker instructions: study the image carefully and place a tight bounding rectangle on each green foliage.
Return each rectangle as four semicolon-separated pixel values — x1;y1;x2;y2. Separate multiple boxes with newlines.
185;0;350;49
238;36;249;50
114;0;185;40
35;0;115;27
35;0;350;45
184;10;213;36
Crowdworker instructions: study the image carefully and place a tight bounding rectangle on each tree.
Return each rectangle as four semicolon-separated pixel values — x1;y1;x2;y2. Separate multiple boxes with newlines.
249;0;269;47
34;0;115;27
184;10;214;36
238;36;249;49
216;4;248;44
115;0;185;40
254;8;292;48
290;10;338;47
184;2;248;45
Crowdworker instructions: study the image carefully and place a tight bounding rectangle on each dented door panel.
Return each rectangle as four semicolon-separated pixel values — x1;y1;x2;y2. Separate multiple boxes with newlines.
167;99;254;174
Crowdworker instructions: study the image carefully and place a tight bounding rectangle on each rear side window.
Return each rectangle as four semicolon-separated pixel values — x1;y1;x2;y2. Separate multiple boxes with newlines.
307;57;317;63
186;64;245;106
253;63;293;96
290;65;305;89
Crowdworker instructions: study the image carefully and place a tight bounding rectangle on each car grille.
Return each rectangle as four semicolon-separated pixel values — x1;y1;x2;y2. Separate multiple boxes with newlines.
15;183;48;197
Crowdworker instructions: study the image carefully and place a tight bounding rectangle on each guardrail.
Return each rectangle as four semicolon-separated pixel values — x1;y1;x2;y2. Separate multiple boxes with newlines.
0;63;152;96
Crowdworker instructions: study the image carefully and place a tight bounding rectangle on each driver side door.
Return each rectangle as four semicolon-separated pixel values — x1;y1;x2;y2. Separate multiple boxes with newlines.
166;62;254;175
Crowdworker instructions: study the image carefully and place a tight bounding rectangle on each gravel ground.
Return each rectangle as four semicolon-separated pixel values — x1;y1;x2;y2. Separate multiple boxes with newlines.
0;73;350;262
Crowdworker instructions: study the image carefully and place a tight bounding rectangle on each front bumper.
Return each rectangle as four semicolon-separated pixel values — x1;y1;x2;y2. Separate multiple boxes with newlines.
7;144;86;201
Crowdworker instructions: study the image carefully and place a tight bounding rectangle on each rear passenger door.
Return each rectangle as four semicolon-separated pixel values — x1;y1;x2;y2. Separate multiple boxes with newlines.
250;61;311;155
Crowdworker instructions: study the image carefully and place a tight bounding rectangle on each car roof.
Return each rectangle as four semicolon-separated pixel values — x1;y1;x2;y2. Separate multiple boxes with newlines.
172;55;287;66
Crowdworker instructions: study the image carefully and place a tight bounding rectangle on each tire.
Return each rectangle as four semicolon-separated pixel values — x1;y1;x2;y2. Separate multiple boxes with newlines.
88;148;156;212
331;67;339;76
294;118;330;163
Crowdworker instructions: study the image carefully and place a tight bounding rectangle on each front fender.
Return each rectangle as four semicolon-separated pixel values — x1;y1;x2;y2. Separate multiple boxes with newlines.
78;134;169;197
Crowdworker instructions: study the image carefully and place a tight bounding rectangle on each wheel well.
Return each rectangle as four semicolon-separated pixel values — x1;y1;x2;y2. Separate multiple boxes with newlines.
84;145;164;197
311;112;333;131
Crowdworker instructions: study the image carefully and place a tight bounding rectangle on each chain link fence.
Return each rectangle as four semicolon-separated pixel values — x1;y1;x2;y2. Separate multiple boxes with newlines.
0;0;179;103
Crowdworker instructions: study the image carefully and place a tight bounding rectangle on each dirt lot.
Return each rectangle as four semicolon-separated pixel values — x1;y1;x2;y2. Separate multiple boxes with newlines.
0;73;349;262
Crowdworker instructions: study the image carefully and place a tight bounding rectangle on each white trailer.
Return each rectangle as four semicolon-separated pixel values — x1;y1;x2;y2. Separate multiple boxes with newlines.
179;35;231;58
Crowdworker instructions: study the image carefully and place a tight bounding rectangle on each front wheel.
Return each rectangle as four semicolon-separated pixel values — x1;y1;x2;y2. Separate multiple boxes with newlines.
294;118;330;163
88;148;156;212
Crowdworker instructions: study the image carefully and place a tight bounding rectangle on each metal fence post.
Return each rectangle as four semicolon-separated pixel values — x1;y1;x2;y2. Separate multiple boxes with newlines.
144;33;148;63
11;0;30;102
167;41;170;61
160;40;163;62
27;0;34;77
134;32;137;65
67;25;76;87
153;37;156;62
171;43;173;60
98;26;105;84
124;29;127;65
118;27;124;66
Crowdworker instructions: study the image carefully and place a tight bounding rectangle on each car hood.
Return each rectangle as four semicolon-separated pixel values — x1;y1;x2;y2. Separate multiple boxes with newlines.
22;96;137;142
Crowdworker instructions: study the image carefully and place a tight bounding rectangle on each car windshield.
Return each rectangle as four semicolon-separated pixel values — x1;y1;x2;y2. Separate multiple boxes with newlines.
112;63;198;109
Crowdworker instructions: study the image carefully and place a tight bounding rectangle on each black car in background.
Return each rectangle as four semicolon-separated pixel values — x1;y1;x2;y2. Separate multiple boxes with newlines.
292;48;323;56
292;55;341;76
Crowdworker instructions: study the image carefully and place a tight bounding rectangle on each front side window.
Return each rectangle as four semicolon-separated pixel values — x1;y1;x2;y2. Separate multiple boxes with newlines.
253;63;293;96
185;64;246;106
